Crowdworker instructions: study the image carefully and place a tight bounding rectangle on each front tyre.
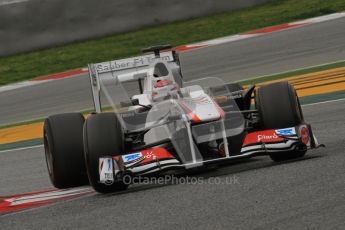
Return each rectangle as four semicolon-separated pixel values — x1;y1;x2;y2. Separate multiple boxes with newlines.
256;82;306;162
83;113;128;193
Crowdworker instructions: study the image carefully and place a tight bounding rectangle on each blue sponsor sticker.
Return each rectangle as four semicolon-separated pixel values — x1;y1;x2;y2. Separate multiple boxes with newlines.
122;152;143;163
276;128;295;135
107;159;112;171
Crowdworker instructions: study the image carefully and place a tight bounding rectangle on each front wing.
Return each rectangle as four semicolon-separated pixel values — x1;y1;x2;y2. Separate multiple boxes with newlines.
99;124;322;184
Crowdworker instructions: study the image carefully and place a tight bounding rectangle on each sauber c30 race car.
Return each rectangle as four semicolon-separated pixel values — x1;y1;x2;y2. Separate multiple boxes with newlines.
43;45;324;193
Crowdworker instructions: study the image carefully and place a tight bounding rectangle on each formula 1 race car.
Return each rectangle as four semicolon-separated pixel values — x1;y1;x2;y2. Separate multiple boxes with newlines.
43;45;323;193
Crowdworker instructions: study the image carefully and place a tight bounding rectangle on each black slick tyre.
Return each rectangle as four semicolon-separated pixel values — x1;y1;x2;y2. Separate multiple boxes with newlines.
44;113;89;188
256;82;306;162
83;113;128;193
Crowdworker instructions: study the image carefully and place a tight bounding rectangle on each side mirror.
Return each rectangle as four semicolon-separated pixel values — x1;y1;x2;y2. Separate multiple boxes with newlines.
131;98;139;105
120;99;139;107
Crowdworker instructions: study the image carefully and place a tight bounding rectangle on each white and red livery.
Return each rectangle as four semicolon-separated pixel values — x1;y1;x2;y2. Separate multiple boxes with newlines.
43;45;324;193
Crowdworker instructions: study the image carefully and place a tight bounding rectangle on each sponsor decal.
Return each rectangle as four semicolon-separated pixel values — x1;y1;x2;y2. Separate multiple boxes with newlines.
113;148;177;170
96;52;174;73
99;158;114;184
144;151;156;160
140;148;176;164
120;152;145;168
257;133;279;142
275;128;296;136
122;152;143;163
243;130;284;146
107;159;112;171
103;173;113;181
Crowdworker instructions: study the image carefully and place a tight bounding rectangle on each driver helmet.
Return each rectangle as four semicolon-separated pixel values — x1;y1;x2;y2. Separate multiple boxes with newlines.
152;79;179;101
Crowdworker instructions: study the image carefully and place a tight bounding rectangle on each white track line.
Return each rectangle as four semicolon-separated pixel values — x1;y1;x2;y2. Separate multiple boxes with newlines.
0;0;28;6
295;12;345;24
0;80;54;93
0;144;43;153
302;98;345;107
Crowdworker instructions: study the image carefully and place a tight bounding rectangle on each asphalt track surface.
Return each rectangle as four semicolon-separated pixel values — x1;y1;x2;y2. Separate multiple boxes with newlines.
0;99;344;229
1;16;345;125
0;14;345;229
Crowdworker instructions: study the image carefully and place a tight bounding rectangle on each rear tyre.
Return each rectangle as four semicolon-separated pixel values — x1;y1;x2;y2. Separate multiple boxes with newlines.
256;82;306;162
44;113;89;189
84;113;128;193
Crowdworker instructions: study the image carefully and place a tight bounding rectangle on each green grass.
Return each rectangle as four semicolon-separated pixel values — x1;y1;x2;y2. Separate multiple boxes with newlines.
1;0;345;86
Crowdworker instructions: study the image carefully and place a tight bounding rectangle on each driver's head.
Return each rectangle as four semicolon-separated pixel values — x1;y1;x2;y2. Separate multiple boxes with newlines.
152;79;179;102
154;79;173;88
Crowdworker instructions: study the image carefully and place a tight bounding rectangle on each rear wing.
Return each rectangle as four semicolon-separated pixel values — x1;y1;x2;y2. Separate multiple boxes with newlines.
88;50;180;112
